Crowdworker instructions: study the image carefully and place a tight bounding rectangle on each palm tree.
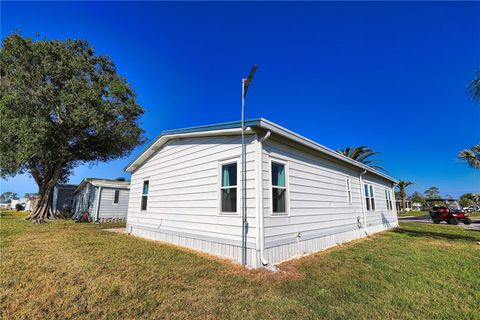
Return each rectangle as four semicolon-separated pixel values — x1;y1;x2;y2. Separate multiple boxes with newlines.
396;180;413;211
468;71;480;102
337;146;384;171
458;144;480;169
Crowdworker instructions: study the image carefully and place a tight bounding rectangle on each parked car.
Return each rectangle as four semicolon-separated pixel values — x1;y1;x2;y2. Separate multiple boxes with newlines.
426;199;471;225
463;205;480;213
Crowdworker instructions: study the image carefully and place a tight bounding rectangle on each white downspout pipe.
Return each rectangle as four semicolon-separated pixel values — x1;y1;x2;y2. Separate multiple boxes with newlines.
95;186;103;222
257;130;271;266
359;170;368;235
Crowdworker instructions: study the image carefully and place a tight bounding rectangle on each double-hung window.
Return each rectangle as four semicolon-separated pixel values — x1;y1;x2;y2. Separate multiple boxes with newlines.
346;177;352;204
141;180;149;211
364;183;376;211
271;161;287;214
220;162;237;213
114;190;120;204
385;189;393;210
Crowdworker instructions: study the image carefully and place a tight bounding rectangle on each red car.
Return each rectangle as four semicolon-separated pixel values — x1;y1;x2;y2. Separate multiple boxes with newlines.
427;199;471;225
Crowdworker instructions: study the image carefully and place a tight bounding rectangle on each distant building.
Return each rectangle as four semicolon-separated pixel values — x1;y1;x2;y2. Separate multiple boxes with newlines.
396;200;413;212
0;203;11;210
72;178;130;222
10;198;27;210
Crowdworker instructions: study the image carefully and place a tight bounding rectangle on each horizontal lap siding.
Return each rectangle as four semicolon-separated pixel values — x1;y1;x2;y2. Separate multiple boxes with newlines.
128;135;257;246
262;139;365;245
363;174;398;229
98;188;129;219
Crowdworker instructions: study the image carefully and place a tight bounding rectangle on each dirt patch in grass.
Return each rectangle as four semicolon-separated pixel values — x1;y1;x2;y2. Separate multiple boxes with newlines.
1;212;479;319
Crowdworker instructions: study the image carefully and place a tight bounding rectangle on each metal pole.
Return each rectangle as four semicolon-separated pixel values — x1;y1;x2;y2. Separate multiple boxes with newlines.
241;79;247;266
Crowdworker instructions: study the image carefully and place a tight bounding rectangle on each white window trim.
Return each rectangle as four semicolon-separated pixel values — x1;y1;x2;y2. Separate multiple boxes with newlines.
385;189;393;211
217;158;240;215
141;180;149;211
113;189;120;205
346;177;352;205
364;183;376;211
269;157;290;216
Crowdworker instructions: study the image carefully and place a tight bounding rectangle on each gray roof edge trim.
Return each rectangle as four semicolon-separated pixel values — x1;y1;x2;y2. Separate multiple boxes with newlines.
258;119;398;184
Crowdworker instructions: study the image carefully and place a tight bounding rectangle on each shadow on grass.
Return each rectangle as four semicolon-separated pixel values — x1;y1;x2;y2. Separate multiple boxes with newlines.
394;228;480;242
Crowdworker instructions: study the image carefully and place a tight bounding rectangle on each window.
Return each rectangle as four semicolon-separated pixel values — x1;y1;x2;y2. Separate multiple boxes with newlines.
346;178;352;204
141;181;149;211
364;183;376;211
220;162;237;213
271;162;287;213
114;190;120;204
385;189;393;210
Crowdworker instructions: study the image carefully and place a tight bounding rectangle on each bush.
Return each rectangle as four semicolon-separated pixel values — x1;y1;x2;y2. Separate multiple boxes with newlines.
15;203;24;211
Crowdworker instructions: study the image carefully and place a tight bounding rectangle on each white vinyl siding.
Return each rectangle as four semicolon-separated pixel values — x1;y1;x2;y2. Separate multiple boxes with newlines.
97;187;129;219
127;135;257;253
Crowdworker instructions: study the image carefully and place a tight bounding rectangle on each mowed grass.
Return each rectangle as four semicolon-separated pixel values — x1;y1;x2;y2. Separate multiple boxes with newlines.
1;211;479;319
397;210;428;217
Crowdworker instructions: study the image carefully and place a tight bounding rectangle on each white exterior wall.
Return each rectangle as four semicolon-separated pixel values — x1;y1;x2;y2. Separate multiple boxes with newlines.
97;187;129;220
127;135;259;266
126;133;398;268
260;138;398;265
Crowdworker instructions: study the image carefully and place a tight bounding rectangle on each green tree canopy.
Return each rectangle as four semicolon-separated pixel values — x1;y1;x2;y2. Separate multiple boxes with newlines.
336;146;384;171
408;191;425;204
424;187;440;199
0;192;18;203
0;34;144;222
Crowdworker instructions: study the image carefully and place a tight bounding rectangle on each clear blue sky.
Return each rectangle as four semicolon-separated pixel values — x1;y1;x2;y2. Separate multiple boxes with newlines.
1;2;479;198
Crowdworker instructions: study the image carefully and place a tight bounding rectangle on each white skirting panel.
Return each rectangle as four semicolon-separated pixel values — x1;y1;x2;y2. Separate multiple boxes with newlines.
264;223;397;266
127;224;259;268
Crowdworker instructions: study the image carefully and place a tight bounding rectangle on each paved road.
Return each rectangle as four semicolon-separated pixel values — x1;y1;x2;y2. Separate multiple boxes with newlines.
398;214;480;231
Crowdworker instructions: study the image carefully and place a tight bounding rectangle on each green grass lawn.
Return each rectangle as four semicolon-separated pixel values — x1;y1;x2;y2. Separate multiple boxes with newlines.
397;210;428;217
1;211;479;319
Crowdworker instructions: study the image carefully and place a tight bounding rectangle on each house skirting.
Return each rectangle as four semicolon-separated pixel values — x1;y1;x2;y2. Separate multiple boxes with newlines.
127;222;398;269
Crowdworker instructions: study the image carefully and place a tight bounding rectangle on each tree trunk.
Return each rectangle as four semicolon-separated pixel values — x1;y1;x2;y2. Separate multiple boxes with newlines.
26;165;62;224
401;190;406;211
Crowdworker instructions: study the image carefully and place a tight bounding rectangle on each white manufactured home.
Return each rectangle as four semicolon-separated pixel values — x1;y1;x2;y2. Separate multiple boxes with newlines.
72;178;130;222
125;119;398;268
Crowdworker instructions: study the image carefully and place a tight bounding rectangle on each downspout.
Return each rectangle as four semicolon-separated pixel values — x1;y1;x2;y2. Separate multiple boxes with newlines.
359;170;368;235
257;130;271;266
95;186;103;222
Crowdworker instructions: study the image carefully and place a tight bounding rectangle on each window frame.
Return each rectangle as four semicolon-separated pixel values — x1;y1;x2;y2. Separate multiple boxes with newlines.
346;177;352;205
364;183;376;211
385;189;393;211
269;157;289;216
113;190;120;205
141;180;149;211
218;158;240;215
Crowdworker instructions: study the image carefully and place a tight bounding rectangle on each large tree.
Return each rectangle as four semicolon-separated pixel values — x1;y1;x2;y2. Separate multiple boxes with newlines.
396;180;413;211
0;34;144;223
424;186;440;199
337;146;384;171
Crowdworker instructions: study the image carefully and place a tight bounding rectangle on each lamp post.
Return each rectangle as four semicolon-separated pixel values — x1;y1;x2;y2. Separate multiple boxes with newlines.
241;65;258;266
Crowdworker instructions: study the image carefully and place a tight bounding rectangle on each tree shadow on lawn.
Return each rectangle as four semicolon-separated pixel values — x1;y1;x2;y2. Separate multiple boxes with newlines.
394;227;480;243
